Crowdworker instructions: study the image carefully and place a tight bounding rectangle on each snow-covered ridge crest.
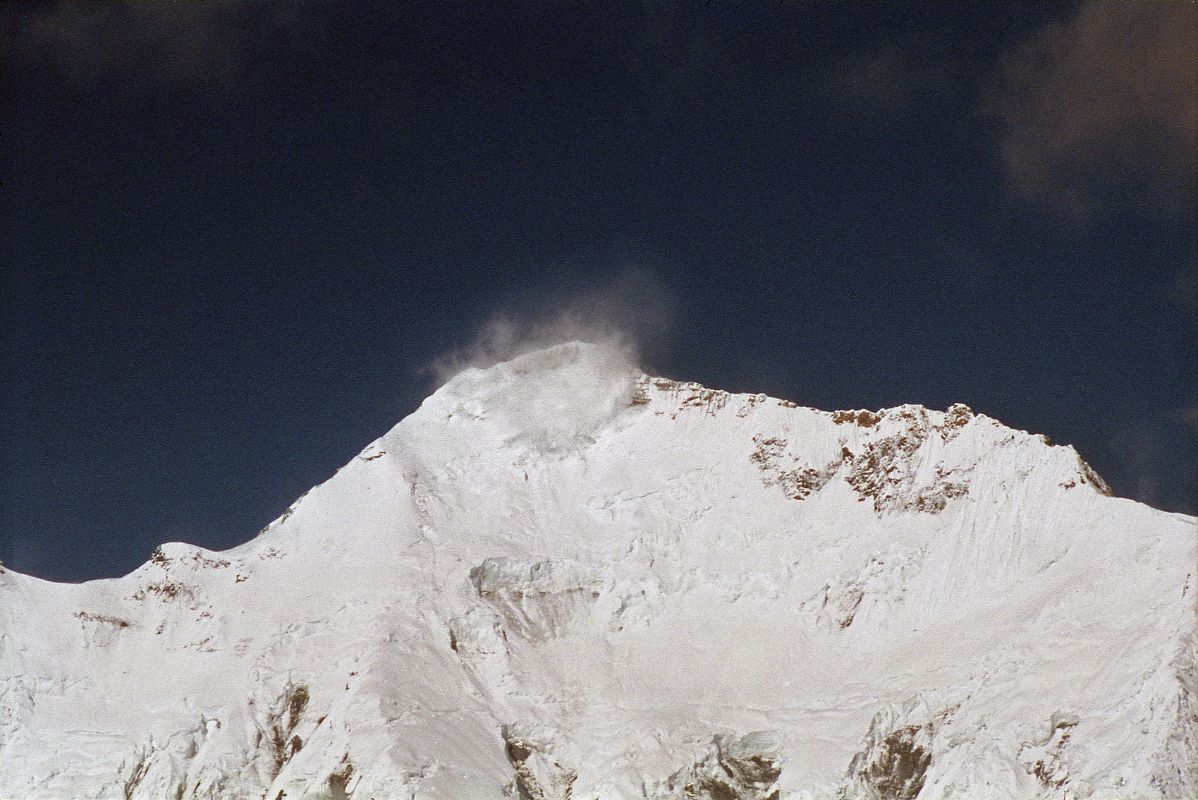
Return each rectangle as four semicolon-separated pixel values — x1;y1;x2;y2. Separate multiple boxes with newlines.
1;342;1194;799
409;340;1108;520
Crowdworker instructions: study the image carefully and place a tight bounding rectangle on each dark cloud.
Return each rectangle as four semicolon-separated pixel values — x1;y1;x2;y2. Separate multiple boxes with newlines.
621;3;767;122
1103;410;1196;512
826;44;953;115
1175;259;1198;309
835;48;913;109
988;2;1197;216
620;8;958;128
0;1;312;93
933;235;1003;300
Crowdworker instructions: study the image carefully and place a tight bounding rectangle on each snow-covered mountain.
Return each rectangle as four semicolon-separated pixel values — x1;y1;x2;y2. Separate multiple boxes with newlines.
2;342;1194;800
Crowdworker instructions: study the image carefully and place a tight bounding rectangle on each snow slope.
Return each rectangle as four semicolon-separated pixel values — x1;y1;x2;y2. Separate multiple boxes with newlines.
1;341;1194;799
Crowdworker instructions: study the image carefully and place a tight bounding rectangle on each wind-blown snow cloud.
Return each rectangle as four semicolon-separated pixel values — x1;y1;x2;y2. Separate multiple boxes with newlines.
428;270;674;387
988;2;1197;216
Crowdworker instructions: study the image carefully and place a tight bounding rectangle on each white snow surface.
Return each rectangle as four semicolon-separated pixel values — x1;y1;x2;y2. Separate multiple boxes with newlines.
1;342;1195;800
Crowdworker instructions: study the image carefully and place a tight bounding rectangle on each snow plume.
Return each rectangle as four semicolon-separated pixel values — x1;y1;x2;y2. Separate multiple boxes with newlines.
428;270;673;388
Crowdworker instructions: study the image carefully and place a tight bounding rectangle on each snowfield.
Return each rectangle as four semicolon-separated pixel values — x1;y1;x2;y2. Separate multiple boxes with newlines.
1;342;1194;799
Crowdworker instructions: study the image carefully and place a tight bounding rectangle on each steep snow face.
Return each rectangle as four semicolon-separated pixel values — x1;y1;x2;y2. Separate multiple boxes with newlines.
1;341;1194;800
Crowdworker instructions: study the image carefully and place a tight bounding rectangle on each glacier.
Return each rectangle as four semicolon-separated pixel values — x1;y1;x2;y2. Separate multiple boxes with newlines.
1;341;1194;799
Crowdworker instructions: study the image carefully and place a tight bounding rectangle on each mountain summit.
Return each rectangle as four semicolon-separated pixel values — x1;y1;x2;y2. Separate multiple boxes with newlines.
2;342;1194;799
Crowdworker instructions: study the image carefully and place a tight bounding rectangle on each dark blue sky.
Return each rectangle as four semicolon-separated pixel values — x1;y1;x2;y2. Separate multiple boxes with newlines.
3;2;1195;582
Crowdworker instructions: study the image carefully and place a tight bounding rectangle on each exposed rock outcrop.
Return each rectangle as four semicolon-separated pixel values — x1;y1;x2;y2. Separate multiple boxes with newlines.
502;723;576;800
848;706;936;800
652;732;783;800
